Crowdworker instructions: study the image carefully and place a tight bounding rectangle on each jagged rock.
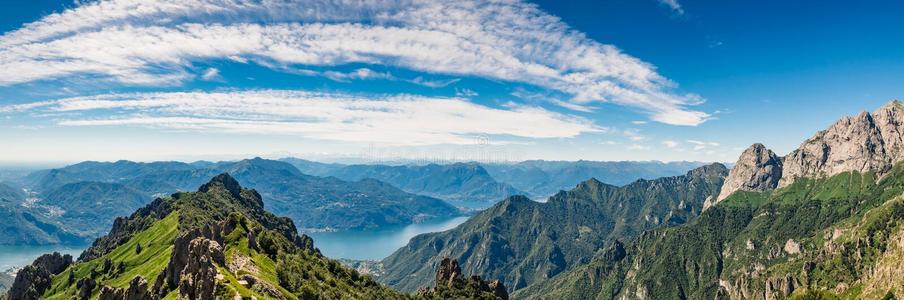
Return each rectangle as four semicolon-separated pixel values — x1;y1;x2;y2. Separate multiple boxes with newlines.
5;252;72;300
76;277;96;300
436;257;462;287
177;237;224;300
98;276;154;300
781;100;904;187
715;143;783;204
248;230;258;251
419;257;508;300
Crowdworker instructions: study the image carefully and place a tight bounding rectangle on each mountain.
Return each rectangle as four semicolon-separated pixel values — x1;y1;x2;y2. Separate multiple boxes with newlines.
282;159;523;206
327;163;522;206
13;158;459;240
221;158;460;230
380;163;728;293
38;182;151;238
4;174;505;300
521;100;904;299
4;174;405;299
0;205;83;245
482;160;710;198
0;183;24;203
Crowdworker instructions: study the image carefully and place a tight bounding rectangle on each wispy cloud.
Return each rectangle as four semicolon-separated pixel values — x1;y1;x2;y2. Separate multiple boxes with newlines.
659;0;685;15
662;140;678;148
1;90;602;145
200;67;221;81
0;0;708;126
687;139;720;150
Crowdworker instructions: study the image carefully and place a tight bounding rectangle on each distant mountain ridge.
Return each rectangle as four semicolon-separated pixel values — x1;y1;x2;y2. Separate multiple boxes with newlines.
283;158;522;206
1;158;460;245
282;158;709;204
379;163;728;293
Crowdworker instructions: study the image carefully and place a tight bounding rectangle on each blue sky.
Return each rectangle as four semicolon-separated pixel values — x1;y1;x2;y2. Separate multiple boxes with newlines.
0;0;902;164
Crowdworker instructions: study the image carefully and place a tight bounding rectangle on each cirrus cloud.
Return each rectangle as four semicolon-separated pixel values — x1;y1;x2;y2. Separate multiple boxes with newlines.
0;0;709;126
2;90;602;146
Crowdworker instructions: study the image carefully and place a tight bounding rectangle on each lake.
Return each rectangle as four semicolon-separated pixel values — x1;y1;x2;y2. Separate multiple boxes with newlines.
0;244;87;272
308;216;469;260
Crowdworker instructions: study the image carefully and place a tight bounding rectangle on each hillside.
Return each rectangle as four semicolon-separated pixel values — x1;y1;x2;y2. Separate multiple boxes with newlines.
4;174;506;300
520;101;904;299
5;174;406;299
380;163;727;293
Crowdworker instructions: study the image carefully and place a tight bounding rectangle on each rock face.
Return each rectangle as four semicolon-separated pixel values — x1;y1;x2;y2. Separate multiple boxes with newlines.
714;143;783;205
718;100;904;200
5;252;72;300
97;276;153;300
418;257;509;300
781;100;904;187
153;223;228;299
177;238;224;300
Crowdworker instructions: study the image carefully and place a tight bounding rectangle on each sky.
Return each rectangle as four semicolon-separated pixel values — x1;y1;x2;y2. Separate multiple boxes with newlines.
0;0;902;165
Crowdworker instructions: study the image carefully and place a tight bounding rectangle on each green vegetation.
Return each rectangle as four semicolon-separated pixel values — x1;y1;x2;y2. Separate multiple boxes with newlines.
381;164;728;292
519;166;904;299
30;173;420;300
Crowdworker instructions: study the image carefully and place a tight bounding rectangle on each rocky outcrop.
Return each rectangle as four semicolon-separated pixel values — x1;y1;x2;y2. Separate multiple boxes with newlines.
153;223;228;298
5;252;72;300
715;143;783;205
435;257;462;287
177;238;224;300
97;276;153;300
418;257;509;300
780;100;904;187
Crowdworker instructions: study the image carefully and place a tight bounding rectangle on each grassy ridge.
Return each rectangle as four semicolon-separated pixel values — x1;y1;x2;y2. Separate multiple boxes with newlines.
44;212;179;299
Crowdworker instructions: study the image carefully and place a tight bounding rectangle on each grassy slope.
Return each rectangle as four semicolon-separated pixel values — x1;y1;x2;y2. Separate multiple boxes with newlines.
44;212;179;299
40;174;411;300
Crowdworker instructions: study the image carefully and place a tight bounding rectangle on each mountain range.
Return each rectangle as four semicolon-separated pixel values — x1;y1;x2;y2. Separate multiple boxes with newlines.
0;158;460;245
283;158;708;204
436;100;904;299
380;163;728;292
4;174;507;300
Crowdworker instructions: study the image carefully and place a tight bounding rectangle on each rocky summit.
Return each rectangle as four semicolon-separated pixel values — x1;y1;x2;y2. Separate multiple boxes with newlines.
719;100;904;203
714;143;783;205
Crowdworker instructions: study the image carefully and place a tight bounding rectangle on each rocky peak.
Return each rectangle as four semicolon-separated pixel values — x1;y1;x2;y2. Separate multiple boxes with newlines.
779;101;904;187
5;252;72;300
714;143;783;205
198;173;243;199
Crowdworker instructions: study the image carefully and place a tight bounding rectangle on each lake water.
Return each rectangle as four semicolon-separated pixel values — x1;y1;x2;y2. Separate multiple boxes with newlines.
0;217;468;270
0;244;87;272
308;216;469;260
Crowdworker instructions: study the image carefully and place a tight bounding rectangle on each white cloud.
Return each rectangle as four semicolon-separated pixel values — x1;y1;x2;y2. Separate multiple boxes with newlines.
631;120;648;125
455;88;479;97
3;90;602;145
0;0;708;126
687;139;720;151
662;140;678;148
200;67;220;81
323;68;395;82
659;0;685;15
